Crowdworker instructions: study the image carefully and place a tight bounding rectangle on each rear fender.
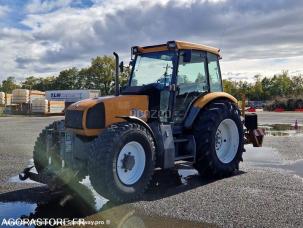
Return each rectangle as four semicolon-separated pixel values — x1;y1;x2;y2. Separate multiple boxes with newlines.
184;92;238;129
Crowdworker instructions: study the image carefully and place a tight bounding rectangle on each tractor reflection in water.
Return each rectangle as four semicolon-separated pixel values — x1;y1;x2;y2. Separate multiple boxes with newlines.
1;169;215;228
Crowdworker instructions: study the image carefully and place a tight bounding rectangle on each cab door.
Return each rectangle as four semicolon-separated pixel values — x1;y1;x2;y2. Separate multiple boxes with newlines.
207;53;223;92
173;51;209;123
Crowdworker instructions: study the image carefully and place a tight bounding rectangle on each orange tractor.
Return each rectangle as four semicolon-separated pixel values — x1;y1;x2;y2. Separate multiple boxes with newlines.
20;41;264;202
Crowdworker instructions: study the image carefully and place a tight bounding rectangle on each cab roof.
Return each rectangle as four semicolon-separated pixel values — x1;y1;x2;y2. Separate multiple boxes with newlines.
135;40;221;56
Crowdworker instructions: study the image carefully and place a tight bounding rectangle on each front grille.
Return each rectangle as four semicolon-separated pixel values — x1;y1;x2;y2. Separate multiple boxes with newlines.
86;103;105;129
65;110;83;129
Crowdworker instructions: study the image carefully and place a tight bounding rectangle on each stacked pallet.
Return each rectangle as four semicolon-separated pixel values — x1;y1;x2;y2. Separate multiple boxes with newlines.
49;101;65;114
12;89;30;104
6;94;12;105
0;92;5;105
31;99;65;114
0;93;12;105
31;98;48;114
30;90;45;102
12;89;45;104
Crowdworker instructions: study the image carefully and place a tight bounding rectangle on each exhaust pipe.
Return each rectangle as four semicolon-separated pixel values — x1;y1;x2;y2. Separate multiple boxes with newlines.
113;52;119;96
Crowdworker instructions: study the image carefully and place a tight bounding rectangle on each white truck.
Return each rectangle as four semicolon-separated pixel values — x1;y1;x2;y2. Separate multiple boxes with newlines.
46;90;100;103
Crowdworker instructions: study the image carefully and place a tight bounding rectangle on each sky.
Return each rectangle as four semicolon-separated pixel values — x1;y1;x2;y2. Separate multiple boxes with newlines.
0;0;303;82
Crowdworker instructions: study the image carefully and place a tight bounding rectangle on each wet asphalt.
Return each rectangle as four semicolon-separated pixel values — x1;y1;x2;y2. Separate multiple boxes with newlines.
0;112;303;227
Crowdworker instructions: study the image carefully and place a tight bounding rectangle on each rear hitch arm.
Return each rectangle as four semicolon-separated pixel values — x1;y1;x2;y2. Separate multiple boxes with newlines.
19;166;34;181
19;165;81;191
245;129;265;147
19;166;51;184
244;113;265;147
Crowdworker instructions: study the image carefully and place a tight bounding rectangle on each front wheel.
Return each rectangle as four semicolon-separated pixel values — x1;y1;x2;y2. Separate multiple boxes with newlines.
33;120;85;183
33;120;63;174
193;99;244;178
88;123;155;202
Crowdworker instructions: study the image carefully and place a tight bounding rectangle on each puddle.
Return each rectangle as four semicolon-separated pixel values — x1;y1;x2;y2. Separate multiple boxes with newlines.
0;202;36;220
244;146;282;165
255;159;303;180
244;145;303;179
0;200;211;228
0;177;212;227
0;184;110;227
278;160;303;180
87;205;212;228
1;172;109;225
260;124;303;137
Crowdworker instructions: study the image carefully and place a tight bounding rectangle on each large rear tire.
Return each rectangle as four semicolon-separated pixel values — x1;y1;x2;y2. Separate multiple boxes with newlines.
193;99;244;178
88;122;155;202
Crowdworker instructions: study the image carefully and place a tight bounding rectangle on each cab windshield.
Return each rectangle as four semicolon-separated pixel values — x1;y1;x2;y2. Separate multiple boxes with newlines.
130;51;174;86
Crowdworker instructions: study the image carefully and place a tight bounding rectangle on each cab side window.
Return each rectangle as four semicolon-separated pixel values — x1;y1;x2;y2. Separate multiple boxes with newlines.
177;51;207;94
208;53;222;92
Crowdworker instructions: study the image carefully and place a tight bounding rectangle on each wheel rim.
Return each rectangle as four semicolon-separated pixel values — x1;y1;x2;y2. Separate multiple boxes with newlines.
215;119;239;164
116;141;146;185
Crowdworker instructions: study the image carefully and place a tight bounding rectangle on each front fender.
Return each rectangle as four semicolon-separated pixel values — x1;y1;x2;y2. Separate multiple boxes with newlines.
184;92;238;129
116;115;156;141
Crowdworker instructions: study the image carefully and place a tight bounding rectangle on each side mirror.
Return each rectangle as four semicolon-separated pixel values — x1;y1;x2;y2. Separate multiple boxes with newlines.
119;61;124;73
183;50;192;63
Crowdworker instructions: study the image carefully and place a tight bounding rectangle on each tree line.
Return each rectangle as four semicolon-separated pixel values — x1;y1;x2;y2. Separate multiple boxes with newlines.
1;56;302;101
0;56;129;95
223;71;303;101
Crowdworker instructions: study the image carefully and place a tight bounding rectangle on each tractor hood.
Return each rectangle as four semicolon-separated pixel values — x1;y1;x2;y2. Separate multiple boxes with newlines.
65;95;149;137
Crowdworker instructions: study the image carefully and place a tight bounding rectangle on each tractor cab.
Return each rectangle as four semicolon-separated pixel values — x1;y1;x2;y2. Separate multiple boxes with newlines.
122;41;223;124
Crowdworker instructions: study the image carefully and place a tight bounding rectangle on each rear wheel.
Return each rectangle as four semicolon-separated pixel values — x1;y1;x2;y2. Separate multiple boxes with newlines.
193;99;244;178
88;122;155;202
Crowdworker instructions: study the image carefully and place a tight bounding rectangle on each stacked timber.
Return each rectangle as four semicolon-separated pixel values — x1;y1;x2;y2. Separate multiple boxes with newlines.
5;94;12;105
0;93;12;105
12;89;30;104
12;89;45;104
0;92;5;105
49;100;65;114
31;99;65;114
30;90;45;102
31;98;48;114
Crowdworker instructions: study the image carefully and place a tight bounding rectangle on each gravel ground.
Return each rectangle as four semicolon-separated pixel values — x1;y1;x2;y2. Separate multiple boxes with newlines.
0;116;63;193
133;170;303;227
0;113;302;227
